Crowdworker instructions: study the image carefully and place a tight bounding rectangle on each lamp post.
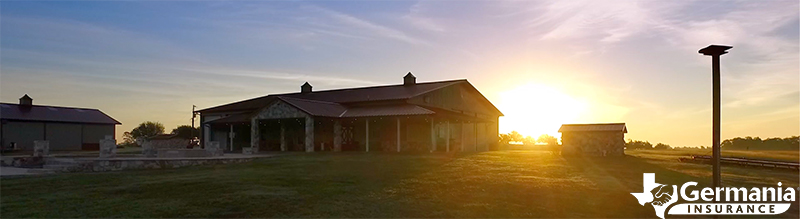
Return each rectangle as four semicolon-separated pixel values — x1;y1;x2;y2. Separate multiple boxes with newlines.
698;45;732;190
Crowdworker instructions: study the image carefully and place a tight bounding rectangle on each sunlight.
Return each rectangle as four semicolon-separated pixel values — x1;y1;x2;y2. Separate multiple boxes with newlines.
497;83;587;138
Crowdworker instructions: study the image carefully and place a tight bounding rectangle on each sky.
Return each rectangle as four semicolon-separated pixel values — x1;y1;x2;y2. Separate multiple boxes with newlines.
1;0;798;147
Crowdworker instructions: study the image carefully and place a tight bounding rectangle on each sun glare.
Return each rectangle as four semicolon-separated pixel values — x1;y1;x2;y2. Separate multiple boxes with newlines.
497;83;587;138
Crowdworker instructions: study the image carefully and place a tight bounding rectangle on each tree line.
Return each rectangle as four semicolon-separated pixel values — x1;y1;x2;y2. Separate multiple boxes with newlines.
721;136;799;150
498;131;559;145
497;130;799;151
120;121;200;147
626;136;799;150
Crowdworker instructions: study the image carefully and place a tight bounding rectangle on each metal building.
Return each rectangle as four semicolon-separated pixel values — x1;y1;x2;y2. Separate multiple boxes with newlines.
0;95;121;151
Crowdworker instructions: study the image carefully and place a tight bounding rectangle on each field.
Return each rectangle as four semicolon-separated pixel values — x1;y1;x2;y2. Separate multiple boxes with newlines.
627;148;799;162
1;150;798;218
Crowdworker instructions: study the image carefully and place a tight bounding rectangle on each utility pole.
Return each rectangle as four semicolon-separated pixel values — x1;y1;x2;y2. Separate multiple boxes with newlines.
698;45;732;190
192;105;197;138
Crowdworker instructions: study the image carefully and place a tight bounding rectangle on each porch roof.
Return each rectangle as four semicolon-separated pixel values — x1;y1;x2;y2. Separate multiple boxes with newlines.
206;96;496;123
279;97;436;118
206;113;251;124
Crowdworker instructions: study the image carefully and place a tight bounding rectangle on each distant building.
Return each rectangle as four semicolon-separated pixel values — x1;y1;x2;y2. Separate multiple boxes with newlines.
0;94;120;151
558;123;627;156
196;73;503;153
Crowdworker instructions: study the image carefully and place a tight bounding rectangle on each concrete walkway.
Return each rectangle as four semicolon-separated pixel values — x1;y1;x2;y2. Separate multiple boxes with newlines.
0;166;41;177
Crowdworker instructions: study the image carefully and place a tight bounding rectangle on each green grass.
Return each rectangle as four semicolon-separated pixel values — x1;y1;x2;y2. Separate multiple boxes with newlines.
1;151;798;218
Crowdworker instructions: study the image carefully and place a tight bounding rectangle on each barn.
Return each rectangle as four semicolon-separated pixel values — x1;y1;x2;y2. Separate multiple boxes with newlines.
197;73;503;153
558;123;627;156
0;95;121;151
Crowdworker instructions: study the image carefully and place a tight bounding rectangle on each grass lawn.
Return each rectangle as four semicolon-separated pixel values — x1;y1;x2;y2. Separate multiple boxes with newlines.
1;150;798;218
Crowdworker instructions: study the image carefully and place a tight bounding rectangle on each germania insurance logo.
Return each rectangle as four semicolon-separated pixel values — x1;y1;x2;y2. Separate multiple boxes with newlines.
631;173;795;219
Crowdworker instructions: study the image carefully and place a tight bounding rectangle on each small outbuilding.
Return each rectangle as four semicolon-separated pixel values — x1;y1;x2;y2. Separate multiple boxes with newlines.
558;123;627;156
0;94;120;151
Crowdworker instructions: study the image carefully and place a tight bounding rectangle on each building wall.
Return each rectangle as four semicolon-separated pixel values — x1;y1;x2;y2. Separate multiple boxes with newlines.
408;83;501;120
206;125;232;150
46;123;83;151
201;115;224;146
0;121;114;151
82;124;115;150
561;131;625;156
2;121;45;150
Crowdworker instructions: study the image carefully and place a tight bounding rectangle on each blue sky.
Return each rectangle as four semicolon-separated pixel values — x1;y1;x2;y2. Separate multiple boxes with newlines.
1;0;798;147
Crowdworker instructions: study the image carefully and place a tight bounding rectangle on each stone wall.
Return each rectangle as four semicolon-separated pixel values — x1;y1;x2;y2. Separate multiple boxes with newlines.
55;157;255;172
147;139;190;150
33;140;49;157
99;137;116;158
205;141;224;156
561;132;625;156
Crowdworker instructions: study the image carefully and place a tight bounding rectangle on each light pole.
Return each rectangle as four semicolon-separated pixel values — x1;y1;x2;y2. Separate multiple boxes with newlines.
698;45;732;190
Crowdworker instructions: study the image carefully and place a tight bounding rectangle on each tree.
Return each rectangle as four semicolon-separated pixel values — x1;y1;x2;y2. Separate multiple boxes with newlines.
523;136;536;145
509;131;523;143
171;125;200;139
625;140;653;150
536;134;559;145
499;134;512;145
720;136;799;150
129;121;165;141
653;143;672;150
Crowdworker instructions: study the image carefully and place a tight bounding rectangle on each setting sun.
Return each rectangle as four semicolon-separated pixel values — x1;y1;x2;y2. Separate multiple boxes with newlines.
497;83;588;138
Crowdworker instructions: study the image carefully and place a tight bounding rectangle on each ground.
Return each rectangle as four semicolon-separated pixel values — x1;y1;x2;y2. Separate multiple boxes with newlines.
1;150;798;218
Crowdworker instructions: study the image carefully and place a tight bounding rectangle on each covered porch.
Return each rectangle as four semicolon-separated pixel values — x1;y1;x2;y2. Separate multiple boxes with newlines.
206;98;497;153
248;113;496;153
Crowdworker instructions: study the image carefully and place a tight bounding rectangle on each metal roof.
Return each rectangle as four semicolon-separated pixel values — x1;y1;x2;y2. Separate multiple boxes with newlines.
340;105;434;117
280;97;347;117
0;103;121;125
205;100;437;124
558;123;627;133
198;79;465;113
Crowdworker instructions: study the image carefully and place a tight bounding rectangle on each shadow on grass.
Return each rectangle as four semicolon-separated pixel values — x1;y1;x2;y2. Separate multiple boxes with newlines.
562;154;711;218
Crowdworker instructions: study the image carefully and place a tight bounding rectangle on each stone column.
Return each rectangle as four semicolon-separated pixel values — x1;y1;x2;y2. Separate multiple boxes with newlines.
280;122;287;152
229;124;235;152
333;120;342;152
461;122;466;152
365;119;370;152
33;140;49;157
446;121;450;152
474;122;479;151
305;116;315;152
99;136;116;158
430;118;436;152
203;124;211;147
251;118;259;153
142;139;156;157
207;141;224;156
396;118;401;152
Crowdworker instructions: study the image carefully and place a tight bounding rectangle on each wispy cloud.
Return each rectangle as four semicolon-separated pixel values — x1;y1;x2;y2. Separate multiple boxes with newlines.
303;5;430;46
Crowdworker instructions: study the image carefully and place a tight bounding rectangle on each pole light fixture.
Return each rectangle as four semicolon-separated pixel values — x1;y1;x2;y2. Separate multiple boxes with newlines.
698;44;732;190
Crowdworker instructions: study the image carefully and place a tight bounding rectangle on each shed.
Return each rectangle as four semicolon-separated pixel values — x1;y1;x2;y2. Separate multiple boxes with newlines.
0;94;120;151
558;123;627;156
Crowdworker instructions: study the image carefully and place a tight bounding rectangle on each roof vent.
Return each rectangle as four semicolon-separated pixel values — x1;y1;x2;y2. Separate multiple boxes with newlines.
19;94;32;106
403;72;416;86
301;82;313;94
